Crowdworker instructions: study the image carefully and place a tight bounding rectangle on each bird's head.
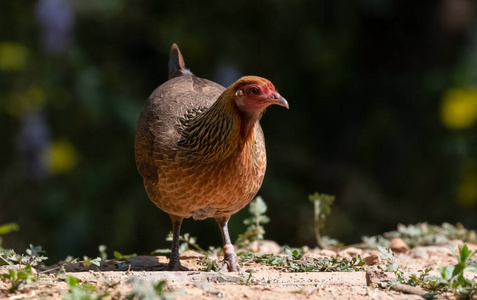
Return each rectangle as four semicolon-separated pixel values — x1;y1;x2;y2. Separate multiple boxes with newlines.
232;76;288;116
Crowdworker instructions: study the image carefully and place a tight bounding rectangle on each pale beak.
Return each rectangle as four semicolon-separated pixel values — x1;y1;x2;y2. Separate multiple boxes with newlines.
269;92;289;109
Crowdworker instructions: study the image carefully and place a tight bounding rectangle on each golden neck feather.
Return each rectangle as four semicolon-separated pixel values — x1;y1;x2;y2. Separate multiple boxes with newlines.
178;82;259;162
179;84;255;162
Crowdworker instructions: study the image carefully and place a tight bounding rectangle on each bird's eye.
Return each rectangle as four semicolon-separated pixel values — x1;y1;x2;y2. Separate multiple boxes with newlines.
250;87;260;95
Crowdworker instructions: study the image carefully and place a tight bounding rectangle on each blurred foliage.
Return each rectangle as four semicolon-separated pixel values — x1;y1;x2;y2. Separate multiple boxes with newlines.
309;192;335;249
362;222;477;249
1;0;477;262
235;196;270;252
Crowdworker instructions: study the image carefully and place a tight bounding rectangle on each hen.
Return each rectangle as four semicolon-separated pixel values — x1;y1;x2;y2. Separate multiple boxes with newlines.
135;44;288;271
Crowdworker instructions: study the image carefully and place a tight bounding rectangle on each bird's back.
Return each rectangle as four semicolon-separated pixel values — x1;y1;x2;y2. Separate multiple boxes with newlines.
135;74;225;178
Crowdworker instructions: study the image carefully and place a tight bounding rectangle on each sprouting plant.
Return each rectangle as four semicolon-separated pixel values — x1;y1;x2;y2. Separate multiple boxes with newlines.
174;232;206;253
0;244;48;267
151;232;206;256
1;263;37;293
44;256;102;278
308;192;335;249
0;244;50;293
235;196;270;252
198;257;221;272
127;276;172;300
239;273;255;285
98;245;108;261
239;251;364;273
152;231;220;267
377;245;400;273
62;275;110;300
438;244;477;299
24;244;48;266
377;244;477;299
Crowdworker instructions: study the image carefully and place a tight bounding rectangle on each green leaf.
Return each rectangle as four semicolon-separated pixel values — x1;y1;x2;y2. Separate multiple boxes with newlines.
66;275;79;287
452;261;466;277
458;244;472;263
439;265;455;281
154;280;167;294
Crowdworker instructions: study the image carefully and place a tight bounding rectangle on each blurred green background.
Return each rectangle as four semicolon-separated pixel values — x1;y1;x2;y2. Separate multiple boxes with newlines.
1;0;477;262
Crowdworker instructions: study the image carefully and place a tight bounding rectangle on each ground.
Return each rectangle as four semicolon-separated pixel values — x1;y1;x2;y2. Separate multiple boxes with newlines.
1;240;476;299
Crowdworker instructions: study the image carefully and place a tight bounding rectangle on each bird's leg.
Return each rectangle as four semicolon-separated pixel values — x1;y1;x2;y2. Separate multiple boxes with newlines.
215;216;241;272
167;215;189;271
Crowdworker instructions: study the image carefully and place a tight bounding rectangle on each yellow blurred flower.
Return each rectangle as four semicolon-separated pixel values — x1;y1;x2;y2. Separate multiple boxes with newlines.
440;88;477;129
44;139;78;174
0;42;28;71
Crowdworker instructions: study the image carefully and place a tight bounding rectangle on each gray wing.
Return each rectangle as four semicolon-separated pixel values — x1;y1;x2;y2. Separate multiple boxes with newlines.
134;75;224;180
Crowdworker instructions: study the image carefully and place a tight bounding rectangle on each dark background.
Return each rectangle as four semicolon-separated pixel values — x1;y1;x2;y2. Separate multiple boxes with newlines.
1;0;477;261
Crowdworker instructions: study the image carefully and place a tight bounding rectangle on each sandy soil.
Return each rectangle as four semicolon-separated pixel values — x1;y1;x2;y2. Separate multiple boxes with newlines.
1;240;476;299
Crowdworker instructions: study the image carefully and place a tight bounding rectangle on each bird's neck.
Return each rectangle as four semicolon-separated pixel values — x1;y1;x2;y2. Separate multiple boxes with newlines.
179;92;258;162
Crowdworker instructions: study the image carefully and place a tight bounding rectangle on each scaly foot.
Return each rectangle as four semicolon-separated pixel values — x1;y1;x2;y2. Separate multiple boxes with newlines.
219;257;241;272
220;244;240;272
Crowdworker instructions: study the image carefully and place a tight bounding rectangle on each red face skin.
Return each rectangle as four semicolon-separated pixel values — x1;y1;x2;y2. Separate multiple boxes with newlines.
234;81;288;115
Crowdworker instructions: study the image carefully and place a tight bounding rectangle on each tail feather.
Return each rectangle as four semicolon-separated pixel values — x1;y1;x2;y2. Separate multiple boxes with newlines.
169;43;193;79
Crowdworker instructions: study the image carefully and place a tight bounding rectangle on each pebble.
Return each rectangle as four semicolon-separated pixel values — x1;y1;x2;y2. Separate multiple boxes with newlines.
363;255;379;265
388;238;410;254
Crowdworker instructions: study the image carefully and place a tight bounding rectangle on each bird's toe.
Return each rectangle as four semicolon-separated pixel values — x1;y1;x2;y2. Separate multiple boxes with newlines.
219;259;241;272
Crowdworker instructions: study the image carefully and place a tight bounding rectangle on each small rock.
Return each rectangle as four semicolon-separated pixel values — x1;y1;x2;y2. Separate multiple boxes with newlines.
365;270;393;287
363;254;379;265
193;282;210;290
179;250;205;260
435;239;463;249
337;247;362;258
411;247;429;259
208;290;225;297
250;240;281;254
319;249;337;257
126;255;164;269
388;238;410;254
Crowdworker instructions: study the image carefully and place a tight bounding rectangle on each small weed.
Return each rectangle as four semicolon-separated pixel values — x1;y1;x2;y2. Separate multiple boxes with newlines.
1;263;37;293
198;257;221;272
45;256;101;279
239;272;255;285
0;245;47;293
240;251;365;273
377;244;477;299
62;275;109;300
235;196;270;253
0;244;48;267
98;245;108;261
153;232;206;255
309;192;336;249
438;244;477;298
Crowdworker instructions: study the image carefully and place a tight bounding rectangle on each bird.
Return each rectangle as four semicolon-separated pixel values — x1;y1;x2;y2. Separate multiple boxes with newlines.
134;43;288;272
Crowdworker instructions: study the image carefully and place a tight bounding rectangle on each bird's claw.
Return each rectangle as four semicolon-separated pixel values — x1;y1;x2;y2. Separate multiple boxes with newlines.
219;258;241;272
